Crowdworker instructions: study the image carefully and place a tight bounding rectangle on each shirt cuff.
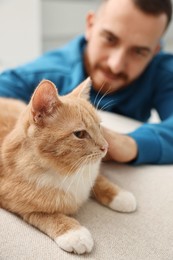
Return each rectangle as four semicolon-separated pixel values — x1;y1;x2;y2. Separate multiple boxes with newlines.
128;127;161;164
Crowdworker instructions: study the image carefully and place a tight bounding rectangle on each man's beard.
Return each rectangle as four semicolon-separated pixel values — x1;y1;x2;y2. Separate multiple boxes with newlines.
99;65;129;82
90;66;130;94
84;50;129;94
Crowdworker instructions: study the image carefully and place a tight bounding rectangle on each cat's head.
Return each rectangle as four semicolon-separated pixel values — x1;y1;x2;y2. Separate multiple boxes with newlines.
26;78;108;174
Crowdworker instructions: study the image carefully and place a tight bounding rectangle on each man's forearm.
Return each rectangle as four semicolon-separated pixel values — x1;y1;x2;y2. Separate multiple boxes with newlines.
102;127;138;163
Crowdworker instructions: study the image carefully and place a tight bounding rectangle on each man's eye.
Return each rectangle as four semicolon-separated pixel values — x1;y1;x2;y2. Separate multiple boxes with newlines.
101;32;116;45
105;34;115;44
135;50;143;55
106;35;114;42
133;48;147;57
73;130;88;139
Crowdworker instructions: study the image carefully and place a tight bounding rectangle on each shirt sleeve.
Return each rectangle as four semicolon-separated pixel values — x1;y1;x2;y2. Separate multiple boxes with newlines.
0;50;67;103
128;54;173;165
0;68;34;102
128;116;173;164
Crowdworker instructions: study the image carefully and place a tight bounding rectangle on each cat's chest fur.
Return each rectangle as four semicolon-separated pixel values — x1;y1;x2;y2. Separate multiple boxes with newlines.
31;162;100;211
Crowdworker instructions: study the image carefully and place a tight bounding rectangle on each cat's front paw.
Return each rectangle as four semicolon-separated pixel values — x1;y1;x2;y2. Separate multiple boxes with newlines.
109;190;137;213
55;226;94;254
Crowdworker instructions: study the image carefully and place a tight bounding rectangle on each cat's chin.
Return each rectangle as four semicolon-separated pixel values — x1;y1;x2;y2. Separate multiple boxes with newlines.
83;152;105;164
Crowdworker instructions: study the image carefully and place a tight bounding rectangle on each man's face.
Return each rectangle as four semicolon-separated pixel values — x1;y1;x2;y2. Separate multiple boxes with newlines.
84;0;167;94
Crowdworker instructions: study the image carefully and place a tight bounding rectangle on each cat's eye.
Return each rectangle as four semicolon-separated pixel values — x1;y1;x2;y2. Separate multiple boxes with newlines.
73;130;88;139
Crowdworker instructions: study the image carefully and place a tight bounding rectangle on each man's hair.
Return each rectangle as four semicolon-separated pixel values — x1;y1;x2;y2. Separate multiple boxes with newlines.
133;0;172;28
100;0;173;29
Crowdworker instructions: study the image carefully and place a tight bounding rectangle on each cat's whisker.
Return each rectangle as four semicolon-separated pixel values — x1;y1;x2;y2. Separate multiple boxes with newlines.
63;162;84;199
72;155;97;205
82;160;87;188
86;159;92;188
87;158;98;199
53;160;79;173
53;158;85;207
93;81;106;107
100;100;115;111
96;85;112;110
63;169;82;202
74;160;88;204
59;161;82;202
58;157;85;193
70;159;86;204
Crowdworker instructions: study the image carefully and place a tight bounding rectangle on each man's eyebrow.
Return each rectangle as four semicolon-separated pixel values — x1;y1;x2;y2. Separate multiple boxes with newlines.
133;46;151;53
101;29;118;39
102;29;152;53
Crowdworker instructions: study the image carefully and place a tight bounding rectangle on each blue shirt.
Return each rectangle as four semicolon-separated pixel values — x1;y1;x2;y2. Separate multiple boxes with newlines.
0;35;173;164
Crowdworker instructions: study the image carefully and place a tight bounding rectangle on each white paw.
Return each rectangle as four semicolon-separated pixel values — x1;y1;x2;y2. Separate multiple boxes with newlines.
55;227;94;254
109;190;137;213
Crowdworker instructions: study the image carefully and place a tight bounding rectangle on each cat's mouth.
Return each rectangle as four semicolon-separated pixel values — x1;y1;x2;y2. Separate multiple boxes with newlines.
83;152;103;164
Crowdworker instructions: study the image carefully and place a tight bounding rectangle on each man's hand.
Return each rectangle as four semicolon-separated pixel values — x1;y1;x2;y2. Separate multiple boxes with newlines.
102;127;138;163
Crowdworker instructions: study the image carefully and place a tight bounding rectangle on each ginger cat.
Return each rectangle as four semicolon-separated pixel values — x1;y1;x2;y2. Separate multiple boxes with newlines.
0;78;136;254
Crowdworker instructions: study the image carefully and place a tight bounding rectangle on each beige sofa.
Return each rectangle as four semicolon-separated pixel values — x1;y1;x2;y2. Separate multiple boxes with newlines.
1;112;173;260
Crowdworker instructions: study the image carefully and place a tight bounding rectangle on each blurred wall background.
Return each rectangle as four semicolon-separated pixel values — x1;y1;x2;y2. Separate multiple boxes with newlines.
0;0;172;69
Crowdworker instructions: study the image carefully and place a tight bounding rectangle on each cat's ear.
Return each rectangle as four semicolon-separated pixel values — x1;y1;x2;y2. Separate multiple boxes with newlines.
70;77;92;100
30;79;62;125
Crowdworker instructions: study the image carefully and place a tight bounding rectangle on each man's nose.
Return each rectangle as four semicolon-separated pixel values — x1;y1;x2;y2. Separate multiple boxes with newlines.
107;49;127;74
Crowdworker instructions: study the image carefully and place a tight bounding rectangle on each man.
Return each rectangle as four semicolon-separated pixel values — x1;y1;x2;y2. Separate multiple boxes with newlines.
0;0;173;164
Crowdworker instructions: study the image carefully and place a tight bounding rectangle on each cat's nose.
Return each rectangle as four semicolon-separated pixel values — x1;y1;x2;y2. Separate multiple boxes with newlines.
100;142;109;152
